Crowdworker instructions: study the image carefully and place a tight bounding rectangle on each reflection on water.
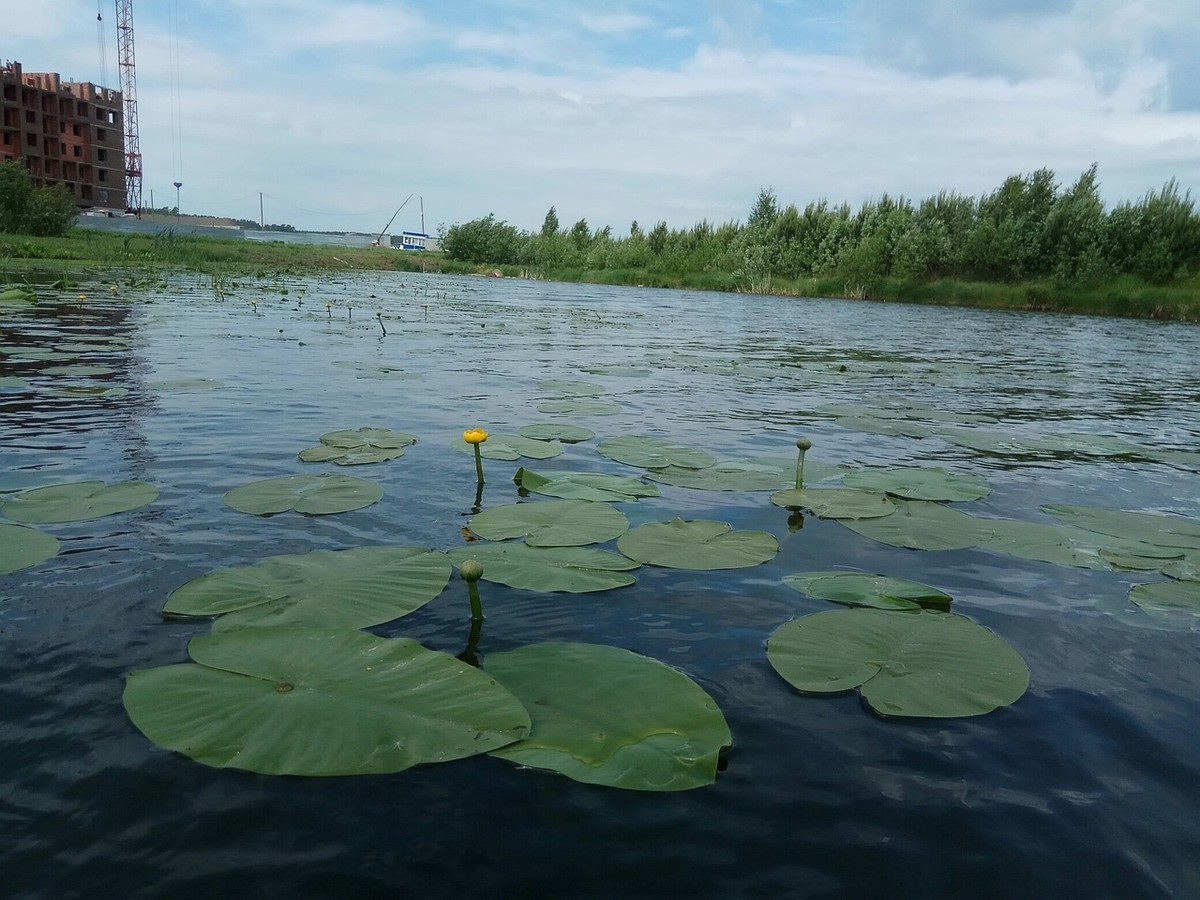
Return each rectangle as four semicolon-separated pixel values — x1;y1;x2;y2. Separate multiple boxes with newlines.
2;273;1199;899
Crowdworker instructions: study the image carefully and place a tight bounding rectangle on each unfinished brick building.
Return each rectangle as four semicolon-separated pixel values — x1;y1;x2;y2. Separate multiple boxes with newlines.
1;59;128;212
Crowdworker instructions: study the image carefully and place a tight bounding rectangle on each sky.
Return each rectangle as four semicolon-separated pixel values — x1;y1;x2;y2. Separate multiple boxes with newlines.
4;0;1199;236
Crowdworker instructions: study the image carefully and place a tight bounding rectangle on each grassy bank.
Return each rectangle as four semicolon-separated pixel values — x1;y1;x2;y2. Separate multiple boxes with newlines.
2;226;1197;321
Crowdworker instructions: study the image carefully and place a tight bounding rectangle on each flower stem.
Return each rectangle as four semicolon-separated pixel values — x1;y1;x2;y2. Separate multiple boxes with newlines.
473;443;485;483
795;437;812;489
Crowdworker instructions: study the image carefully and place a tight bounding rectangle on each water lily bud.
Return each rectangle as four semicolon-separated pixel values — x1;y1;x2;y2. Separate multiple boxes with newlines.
795;437;812;451
459;559;484;583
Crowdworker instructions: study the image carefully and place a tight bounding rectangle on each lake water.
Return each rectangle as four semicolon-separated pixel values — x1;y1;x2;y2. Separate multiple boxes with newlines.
2;271;1199;899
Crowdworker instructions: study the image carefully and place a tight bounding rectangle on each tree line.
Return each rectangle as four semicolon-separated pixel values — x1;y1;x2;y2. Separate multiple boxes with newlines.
441;165;1200;291
0;159;79;237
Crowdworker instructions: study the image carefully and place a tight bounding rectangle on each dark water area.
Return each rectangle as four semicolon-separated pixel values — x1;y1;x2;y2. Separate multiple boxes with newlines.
2;272;1199;899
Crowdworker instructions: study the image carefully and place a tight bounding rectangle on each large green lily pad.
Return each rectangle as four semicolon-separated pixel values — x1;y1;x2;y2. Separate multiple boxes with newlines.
518;424;595;444
767;608;1030;718
1042;503;1200;551
453;433;563;460
0;523;60;573
770;487;896;520
467;499;629;547
784;571;953;610
299;427;417;465
617;518;778;570
514;467;660;501
486;642;731;791
841;500;991;550
123;626;531;776
224;474;383;515
841;467;990;502
0;480;158;524
647;458;841;492
1129;580;1200;615
537;399;623;416
537;379;606;397
164;546;452;630
597;436;715;470
446;543;638;593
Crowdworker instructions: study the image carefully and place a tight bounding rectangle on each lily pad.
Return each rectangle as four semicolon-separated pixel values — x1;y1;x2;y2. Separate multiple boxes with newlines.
648;458;839;492
518;424;595;443
467;499;629;547
767;608;1030;718
0;480;158;524
123;626;531;776
784;571;953;610
453;433;563;461
0;376;29;392
0;523;60;573
1042;503;1200;551
597;436;715;470
0;287;36;305
537;379;606;397
1129;580;1200;615
536;399;623;416
224;474;383;515
841;467;990;502
770;487;896;520
514;468;660;502
446;543;638;593
841;500;991;550
299;427;417;465
164;546;452;630
486;642;731;791
617;518;778;570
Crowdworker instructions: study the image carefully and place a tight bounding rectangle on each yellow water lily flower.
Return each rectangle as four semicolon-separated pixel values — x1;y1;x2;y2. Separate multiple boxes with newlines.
463;428;489;444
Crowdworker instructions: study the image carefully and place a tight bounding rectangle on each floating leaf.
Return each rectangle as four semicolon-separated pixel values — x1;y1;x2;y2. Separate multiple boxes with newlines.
332;361;416;380
784;571;953;610
453;433;563;460
224;474;383;515
0;287;36;305
518;423;595;443
299;427;417;465
42;364;116;376
597;436;715;470
770;487;896;520
514;467;660;501
537;379;606;397
767;609;1029;718
0;480;158;524
1042;503;1200;551
123;626;530;776
647;458;839;492
0;376;28;392
164;546;452;630
841;500;990;550
841;466;990;502
0;523;60;573
1129;580;1199;615
536;399;623;416
446;543;638;593
486;642;730;791
617;518;778;570
467;499;629;547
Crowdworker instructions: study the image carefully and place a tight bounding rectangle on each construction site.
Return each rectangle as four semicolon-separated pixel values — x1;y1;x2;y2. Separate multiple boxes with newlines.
2;2;141;216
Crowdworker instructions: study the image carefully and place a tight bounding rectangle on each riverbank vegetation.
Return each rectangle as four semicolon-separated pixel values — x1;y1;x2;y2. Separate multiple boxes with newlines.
442;165;1200;321
2;164;1198;321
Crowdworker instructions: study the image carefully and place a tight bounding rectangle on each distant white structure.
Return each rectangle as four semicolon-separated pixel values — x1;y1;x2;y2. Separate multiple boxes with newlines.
397;230;430;251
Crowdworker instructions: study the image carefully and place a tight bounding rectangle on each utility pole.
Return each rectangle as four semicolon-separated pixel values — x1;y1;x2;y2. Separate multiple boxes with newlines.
260;192;264;229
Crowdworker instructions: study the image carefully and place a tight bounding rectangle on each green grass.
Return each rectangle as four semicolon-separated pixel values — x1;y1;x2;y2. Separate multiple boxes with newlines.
2;227;1197;322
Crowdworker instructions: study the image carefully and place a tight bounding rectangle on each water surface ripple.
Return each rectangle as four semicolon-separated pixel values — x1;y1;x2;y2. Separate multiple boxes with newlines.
2;273;1198;899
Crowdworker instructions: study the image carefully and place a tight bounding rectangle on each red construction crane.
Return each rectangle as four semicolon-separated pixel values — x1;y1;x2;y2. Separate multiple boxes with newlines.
115;0;142;214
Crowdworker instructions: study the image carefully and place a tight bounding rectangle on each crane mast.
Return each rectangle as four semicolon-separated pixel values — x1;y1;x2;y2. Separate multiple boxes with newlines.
115;0;142;214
